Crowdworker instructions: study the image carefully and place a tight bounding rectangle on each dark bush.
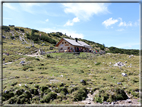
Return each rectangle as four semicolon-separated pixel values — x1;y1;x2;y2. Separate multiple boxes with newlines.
22;66;33;71
2;26;10;32
8;96;17;104
47;54;53;58
42;92;57;103
31;88;39;95
94;87;128;103
14;27;19;30
15;89;24;96
9;25;15;27
73;88;88;101
3;90;14;101
10;36;15;40
20;28;24;32
15;35;19;38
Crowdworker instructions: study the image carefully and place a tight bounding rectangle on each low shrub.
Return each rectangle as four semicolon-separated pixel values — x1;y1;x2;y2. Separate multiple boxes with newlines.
47;54;53;58
42;92;57;103
94;87;128;103
22;66;33;71
14;27;19;30
73;88;88;101
15;89;24;96
3;90;14;101
31;88;39;95
8;96;17;104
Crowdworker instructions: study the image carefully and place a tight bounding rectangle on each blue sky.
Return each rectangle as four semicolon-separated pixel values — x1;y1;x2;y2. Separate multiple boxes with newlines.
3;2;140;49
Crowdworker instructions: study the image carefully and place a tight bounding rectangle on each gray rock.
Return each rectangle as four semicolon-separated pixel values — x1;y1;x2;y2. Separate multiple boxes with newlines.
20;61;25;64
103;101;108;104
122;73;127;77
126;99;132;103
25;47;30;49
117;82;122;85
114;61;125;67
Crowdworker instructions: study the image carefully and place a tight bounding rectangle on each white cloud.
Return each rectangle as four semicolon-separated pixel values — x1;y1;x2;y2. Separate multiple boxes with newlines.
102;18;118;27
134;19;139;26
38;28;84;38
72;17;80;22
116;28;124;31
118;18;133;27
3;3;16;10
62;3;110;20
64;17;80;26
19;3;40;14
45;19;49;22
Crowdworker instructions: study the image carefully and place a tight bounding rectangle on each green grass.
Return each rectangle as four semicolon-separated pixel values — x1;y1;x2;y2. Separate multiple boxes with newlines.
2;29;140;104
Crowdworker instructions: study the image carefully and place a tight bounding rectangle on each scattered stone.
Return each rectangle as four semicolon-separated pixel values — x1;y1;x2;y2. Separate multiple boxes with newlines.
25;84;28;88
109;62;112;64
117;82;122;85
20;61;25;64
19;84;21;86
25;47;30;49
60;75;63;77
129;55;134;58
125;61;127;63
122;73;127;77
2;35;6;38
114;61;125;67
103;101;108;104
126;99;132;103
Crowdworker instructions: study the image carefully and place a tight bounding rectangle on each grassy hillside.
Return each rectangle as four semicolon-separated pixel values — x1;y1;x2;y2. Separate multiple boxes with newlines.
2;25;140;105
2;25;139;55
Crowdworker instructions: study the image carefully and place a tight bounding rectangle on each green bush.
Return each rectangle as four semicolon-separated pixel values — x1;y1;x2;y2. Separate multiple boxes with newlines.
8;96;17;104
10;36;15;40
20;28;24;32
2;26;10;32
22;66;33;71
94;87;128;103
3;90;14;101
31;88;39;95
15;89;24;96
14;27;19;30
73;88;87;101
47;54;53;58
42;92;57;103
15;35;19;38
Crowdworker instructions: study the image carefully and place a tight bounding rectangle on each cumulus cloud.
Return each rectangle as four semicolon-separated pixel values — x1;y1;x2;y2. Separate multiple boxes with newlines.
38;28;84;38
62;3;110;20
102;18;118;27
118;18;133;27
64;17;80;26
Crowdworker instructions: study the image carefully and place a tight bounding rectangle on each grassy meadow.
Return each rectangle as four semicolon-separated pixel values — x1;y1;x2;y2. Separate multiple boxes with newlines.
2;38;140;104
1;26;140;105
